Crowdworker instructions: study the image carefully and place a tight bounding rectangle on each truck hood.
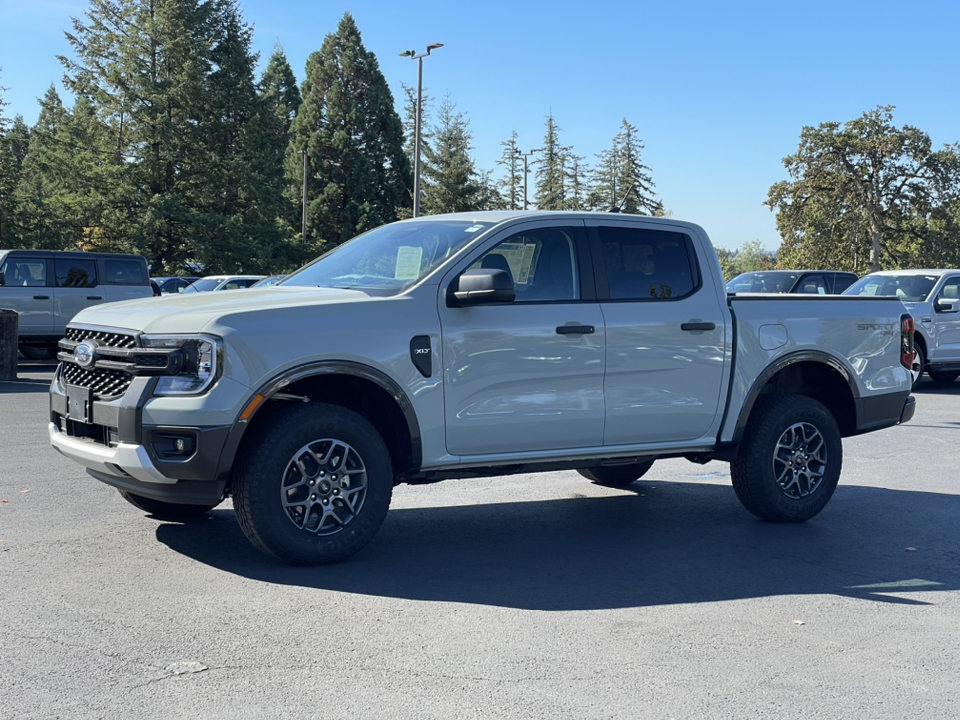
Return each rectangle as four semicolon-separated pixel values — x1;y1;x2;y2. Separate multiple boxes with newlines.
71;286;377;335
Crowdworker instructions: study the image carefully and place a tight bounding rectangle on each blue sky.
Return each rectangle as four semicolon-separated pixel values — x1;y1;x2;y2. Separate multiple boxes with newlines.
2;0;958;252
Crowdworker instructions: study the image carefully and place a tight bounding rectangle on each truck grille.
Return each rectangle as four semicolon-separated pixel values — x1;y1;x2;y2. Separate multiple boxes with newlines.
59;327;139;399
62;364;133;398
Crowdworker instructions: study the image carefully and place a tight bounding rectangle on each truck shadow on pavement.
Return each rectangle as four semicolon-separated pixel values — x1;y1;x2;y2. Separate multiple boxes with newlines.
155;480;960;611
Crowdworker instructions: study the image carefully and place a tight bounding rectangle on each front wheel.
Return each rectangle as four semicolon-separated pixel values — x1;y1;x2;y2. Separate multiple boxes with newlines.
578;460;655;487
119;490;219;519
731;395;842;523
232;403;393;565
928;370;958;385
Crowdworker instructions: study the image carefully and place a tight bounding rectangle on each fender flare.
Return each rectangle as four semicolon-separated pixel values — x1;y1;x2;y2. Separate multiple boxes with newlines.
215;360;423;481
731;350;859;444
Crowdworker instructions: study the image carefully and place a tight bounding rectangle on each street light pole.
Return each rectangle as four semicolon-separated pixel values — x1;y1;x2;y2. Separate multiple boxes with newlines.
516;148;541;210
400;43;444;218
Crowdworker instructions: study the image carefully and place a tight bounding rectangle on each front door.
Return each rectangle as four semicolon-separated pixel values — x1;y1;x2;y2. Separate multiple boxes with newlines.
586;220;727;445
930;275;960;364
439;222;606;457
0;256;53;336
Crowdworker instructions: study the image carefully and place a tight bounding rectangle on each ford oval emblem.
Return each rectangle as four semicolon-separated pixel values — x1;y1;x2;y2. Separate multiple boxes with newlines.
74;340;97;368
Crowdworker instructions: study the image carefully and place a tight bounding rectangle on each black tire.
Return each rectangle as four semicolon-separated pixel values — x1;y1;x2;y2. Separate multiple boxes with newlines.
928;370;958;385
578;459;655;487
731;395;842;523
232;403;393;565
912;344;925;390
119;490;219;519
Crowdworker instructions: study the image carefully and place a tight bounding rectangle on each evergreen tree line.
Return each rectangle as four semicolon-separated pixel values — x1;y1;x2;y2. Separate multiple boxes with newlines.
4;4;957;277
0;2;663;275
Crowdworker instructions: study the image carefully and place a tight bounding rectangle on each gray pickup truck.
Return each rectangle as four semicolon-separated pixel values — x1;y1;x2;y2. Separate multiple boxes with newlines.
48;212;916;564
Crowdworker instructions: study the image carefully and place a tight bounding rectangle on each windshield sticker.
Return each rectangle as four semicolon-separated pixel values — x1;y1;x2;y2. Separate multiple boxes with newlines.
465;225;484;233
394;246;424;280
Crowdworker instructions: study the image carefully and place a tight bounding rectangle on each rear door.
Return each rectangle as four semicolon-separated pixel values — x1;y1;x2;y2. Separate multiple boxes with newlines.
102;256;151;302
586;219;727;445
53;257;101;333
438;221;606;456
0;255;53;336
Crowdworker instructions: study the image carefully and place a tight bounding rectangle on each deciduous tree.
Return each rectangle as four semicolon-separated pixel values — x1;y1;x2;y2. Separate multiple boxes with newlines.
767;106;960;272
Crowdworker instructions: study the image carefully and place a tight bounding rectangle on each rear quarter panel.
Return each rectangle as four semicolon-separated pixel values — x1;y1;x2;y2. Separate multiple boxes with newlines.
721;295;911;442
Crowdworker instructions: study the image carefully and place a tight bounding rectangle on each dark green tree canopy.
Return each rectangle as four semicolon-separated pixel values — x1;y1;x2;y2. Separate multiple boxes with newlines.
767;106;960;272
286;13;411;250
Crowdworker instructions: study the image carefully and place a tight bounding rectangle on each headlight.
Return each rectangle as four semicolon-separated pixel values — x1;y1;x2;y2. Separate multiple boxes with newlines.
140;334;222;395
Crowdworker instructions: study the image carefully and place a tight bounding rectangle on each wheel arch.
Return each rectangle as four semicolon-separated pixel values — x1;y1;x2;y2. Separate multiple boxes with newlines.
216;361;422;486
732;352;860;442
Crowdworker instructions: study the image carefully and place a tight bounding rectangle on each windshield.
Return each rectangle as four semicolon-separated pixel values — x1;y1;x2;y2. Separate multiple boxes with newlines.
182;278;223;293
283;220;496;295
726;272;800;294
844;274;939;302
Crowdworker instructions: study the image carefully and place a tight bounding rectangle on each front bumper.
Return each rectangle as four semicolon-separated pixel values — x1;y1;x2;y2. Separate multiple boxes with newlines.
49;421;172;484
50;363;233;504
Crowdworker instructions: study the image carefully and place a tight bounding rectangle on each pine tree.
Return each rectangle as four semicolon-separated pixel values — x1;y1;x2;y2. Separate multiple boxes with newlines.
259;46;302;245
60;0;218;270
260;46;301;135
13;86;78;249
564;153;589;210
534;114;569;210
474;168;505;211
286;13;411;251
189;2;291;273
496;131;523;210
591;119;660;214
0;77;31;244
420;96;480;214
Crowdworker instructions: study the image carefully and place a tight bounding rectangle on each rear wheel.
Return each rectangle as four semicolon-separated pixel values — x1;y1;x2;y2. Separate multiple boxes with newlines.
119;490;219;519
928;370;958;385
232;403;393;565
731;395;842;523
578;460;655;488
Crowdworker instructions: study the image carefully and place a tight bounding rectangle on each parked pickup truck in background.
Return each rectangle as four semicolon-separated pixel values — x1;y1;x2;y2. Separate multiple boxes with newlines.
48;212;916;565
844;269;960;388
726;270;859;295
0;249;152;359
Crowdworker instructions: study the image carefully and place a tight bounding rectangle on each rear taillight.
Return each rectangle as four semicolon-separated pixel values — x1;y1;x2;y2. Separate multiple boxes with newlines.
901;314;916;369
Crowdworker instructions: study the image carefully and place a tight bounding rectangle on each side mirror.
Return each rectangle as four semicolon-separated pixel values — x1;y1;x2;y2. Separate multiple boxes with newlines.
935;298;959;314
447;269;515;307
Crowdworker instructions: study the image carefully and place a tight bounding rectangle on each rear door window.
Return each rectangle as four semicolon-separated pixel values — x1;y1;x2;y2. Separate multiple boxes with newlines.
55;258;98;288
104;259;146;285
596;226;699;300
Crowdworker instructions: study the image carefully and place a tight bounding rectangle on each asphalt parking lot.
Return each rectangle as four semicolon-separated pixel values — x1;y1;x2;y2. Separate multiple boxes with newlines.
2;361;958;719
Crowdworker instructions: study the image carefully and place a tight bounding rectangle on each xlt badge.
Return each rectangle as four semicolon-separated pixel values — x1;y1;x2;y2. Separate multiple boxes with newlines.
409;336;432;378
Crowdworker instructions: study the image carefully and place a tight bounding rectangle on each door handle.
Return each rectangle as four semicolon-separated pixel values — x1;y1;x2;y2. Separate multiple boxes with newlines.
556;325;595;335
681;322;716;332
86;296;103;300
33;295;50;300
